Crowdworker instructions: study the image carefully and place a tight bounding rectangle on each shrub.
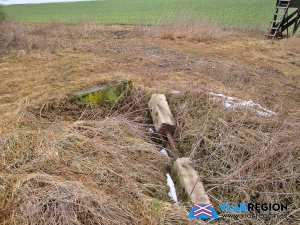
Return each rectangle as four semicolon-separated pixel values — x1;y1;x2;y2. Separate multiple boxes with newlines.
0;5;6;22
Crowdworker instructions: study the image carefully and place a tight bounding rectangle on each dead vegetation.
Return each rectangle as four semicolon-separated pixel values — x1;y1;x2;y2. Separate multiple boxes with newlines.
0;19;300;224
169;91;300;224
138;18;262;41
0;5;6;23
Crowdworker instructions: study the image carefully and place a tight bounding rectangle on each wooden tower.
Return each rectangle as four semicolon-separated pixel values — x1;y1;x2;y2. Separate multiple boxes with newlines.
265;0;300;39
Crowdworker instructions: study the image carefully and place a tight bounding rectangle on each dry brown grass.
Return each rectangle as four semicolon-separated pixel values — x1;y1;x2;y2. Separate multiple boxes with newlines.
283;35;300;52
134;16;262;41
0;18;262;57
0;83;203;224
0;99;188;224
168;91;300;224
0;19;299;224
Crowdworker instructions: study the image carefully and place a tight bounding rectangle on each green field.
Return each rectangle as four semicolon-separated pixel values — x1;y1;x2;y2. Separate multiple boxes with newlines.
3;0;275;30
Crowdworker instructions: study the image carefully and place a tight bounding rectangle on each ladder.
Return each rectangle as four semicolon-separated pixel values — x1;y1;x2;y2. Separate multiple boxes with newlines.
265;0;291;38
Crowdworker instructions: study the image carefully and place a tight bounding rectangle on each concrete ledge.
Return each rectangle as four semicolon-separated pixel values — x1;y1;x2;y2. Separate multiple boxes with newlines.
74;79;132;105
171;158;210;204
148;94;176;134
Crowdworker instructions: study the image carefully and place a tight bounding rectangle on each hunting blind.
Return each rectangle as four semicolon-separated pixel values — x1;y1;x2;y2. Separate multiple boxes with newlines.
265;0;300;38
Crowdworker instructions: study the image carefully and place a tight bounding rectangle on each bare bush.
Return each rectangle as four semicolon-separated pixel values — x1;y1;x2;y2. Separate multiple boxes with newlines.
134;16;262;41
0;4;6;22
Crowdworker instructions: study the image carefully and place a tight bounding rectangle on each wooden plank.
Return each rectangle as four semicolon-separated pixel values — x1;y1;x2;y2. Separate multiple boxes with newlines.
171;158;211;204
148;94;176;133
289;0;300;8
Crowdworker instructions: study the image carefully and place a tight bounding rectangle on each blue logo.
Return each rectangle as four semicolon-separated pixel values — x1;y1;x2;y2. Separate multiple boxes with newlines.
219;203;247;212
218;203;288;212
188;203;218;219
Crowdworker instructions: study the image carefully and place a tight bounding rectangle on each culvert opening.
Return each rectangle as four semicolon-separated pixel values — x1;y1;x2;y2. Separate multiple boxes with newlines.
29;85;152;124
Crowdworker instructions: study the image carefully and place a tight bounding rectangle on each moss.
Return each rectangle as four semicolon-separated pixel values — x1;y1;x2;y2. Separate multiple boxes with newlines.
148;199;165;211
75;79;132;105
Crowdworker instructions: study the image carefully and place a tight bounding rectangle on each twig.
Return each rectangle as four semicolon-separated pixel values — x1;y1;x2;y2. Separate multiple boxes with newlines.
275;208;300;225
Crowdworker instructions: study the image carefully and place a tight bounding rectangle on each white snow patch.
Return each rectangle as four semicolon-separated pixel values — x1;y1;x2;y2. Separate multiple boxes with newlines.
160;148;169;157
166;173;178;203
149;127;155;133
210;92;277;117
171;90;181;95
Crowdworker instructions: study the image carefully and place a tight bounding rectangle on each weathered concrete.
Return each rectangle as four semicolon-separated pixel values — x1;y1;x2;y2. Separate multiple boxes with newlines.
74;79;132;105
148;94;176;134
148;94;180;159
171;158;210;204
